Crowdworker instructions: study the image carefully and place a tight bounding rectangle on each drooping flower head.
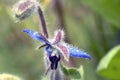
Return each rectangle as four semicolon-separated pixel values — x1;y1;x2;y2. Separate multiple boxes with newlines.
23;29;91;69
13;0;91;79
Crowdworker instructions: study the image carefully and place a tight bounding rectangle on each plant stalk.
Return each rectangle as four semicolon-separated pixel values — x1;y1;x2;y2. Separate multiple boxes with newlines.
37;6;48;38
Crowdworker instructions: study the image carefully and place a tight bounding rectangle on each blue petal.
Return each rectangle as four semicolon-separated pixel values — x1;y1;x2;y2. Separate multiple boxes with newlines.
23;29;49;44
67;45;91;59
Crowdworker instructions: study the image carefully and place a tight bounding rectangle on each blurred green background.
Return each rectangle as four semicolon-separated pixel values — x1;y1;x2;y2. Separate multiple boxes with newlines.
0;0;120;80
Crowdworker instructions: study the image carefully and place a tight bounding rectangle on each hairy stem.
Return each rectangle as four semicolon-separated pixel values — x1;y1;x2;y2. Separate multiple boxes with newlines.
37;6;48;38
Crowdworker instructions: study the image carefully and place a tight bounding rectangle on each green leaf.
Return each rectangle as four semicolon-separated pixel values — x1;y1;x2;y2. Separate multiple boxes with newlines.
41;76;49;80
0;73;21;80
68;68;81;79
61;65;81;79
81;0;120;27
97;45;120;79
78;65;84;80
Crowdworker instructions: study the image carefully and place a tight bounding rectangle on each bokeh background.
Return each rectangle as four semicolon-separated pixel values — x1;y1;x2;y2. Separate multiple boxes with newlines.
0;0;120;80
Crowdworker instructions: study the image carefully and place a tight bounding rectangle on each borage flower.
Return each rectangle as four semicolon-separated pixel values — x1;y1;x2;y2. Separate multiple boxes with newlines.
23;29;91;70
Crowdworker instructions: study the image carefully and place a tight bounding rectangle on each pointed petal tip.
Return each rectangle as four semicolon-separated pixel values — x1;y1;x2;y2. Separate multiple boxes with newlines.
22;29;41;41
22;29;29;33
73;52;92;60
80;52;92;60
84;54;92;60
81;52;92;59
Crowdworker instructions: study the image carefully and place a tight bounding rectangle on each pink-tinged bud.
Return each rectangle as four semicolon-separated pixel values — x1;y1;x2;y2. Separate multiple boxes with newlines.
12;0;38;22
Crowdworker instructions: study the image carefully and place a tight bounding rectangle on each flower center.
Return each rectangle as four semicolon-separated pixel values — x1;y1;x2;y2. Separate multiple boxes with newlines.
49;55;60;70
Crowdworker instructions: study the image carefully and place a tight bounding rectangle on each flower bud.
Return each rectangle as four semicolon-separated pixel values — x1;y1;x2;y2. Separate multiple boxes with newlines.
12;0;38;22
